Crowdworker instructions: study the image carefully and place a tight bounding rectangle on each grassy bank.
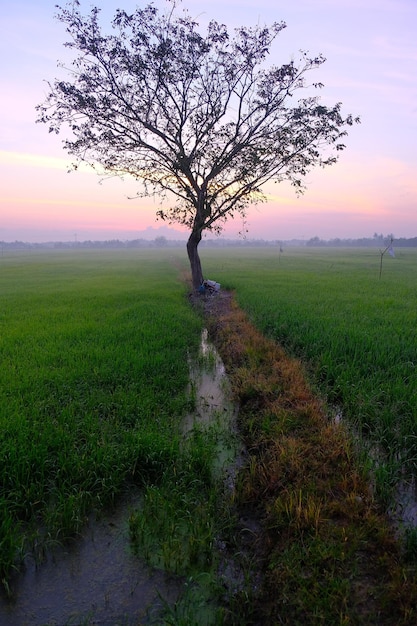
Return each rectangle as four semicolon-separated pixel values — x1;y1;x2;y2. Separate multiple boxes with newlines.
203;289;417;625
201;246;417;502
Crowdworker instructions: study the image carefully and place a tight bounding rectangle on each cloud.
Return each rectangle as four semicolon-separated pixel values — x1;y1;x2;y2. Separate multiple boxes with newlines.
0;150;91;172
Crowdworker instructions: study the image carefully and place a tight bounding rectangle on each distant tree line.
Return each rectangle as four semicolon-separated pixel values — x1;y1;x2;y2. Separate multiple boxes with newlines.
1;233;416;251
0;238;182;251
306;233;417;247
0;237;282;251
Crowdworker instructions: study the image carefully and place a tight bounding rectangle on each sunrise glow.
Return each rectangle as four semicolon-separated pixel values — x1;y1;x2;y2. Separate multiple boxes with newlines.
1;0;416;242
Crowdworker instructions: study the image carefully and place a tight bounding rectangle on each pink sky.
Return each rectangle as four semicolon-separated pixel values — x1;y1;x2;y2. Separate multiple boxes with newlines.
1;0;416;242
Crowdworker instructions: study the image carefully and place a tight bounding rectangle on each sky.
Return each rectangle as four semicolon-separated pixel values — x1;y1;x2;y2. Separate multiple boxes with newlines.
1;0;416;243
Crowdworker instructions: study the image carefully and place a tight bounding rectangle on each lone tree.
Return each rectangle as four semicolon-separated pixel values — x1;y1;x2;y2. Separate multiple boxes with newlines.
37;1;358;289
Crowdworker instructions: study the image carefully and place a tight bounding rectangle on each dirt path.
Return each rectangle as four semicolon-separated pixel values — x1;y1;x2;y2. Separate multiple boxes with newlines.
194;290;417;625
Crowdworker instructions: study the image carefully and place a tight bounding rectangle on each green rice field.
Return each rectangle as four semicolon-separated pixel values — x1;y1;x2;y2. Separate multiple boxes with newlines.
0;248;205;586
1;244;416;605
202;245;417;499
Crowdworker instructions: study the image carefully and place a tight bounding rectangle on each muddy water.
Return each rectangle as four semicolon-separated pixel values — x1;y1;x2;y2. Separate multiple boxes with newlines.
392;479;417;530
0;328;239;625
183;328;242;482
0;503;182;626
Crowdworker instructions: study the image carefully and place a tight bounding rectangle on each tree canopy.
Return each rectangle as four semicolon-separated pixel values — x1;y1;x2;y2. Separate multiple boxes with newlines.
37;0;359;289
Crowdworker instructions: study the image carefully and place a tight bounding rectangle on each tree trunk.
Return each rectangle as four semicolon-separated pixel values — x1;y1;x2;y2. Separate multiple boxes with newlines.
187;228;204;290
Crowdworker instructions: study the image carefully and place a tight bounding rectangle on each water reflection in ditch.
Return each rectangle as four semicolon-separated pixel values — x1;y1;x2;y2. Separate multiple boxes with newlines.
0;504;183;626
0;328;240;625
183;328;242;484
391;479;417;530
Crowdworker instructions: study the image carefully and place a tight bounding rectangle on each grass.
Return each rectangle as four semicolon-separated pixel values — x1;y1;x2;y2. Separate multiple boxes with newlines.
0;248;243;624
0;249;203;585
128;325;240;625
201;246;417;492
129;449;226;626
202;287;417;625
3;244;417;623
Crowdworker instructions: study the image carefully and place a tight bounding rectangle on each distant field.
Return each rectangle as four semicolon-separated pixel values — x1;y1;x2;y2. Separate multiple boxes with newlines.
0;248;202;580
201;246;417;492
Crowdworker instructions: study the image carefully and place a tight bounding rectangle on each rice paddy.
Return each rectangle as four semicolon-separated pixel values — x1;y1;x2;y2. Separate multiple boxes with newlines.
0;249;203;588
1;244;417;624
